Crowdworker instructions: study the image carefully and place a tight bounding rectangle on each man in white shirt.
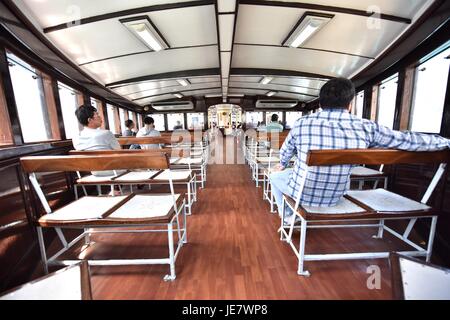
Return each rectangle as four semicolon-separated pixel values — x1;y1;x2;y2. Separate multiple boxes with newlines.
72;105;121;177
136;116;161;149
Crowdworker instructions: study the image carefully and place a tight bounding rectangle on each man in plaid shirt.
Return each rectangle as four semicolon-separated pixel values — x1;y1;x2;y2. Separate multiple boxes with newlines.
270;78;450;224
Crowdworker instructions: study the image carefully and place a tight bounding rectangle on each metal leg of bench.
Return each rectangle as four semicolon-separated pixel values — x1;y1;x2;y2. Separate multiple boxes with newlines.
426;216;438;262
36;227;48;274
164;222;176;281
297;218;310;277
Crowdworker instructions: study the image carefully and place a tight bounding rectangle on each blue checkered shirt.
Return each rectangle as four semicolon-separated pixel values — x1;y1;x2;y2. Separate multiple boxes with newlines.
280;109;450;207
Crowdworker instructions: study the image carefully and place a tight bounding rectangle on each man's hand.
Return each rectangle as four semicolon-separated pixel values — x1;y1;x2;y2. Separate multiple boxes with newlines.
271;163;285;172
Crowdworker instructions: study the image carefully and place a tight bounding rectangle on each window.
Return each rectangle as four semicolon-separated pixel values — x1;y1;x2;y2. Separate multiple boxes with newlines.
187;113;205;130
355;91;364;118
410;47;450;133
377;74;398;129
119;108;126;134
265;111;283;125
107;104;119;134
0;77;14;146
138;114;143;129
146;114;165;131
167;113;184;131
7;52;58;143
245;112;263;129
285;112;303;129
58;82;80;139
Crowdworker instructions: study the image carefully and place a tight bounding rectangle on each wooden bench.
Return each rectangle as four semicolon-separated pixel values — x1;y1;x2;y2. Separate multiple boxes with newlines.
21;153;187;281
279;149;449;276
69;149;197;215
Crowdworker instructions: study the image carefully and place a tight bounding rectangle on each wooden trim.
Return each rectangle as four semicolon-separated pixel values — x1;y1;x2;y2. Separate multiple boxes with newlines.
40;72;62;140
20;153;170;173
440;63;450;138
43;0;214;33
389;253;406;300
240;0;411;24
113;106;121;134
306;149;450;166
0;45;23;145
80;261;93;300
370;85;378;121
100;100;109;130
398;66;416;131
69;148;189;158
0;72;14;146
51;78;67;140
106;68;220;87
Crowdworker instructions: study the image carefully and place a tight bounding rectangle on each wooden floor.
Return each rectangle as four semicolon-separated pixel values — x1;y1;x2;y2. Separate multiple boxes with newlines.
75;161;411;300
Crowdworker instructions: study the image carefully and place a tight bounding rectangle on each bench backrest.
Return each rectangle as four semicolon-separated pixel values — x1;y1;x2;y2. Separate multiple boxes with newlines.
68;148;190;158
117;136;182;146
306;149;450;166
21;153;170;173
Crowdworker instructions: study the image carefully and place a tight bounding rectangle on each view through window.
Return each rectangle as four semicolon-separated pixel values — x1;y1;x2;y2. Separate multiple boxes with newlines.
377;74;399;129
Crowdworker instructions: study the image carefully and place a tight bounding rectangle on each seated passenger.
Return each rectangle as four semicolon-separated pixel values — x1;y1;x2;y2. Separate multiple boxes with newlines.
122;119;140;149
270;78;450;224
122;119;136;137
173;120;183;130
136;116;161;149
266;114;284;132
72;104;121;177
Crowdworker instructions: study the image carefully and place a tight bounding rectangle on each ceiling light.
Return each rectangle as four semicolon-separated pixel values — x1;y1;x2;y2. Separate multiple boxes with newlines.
260;77;273;85
205;94;222;98
266;91;278;97
174;93;183;98
228;94;244;97
177;79;190;86
121;16;169;52
283;13;333;48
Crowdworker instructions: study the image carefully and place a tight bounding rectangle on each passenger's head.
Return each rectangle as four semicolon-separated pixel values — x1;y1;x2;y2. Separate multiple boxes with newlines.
144;116;155;128
75;105;102;128
319;78;355;110
124;119;135;129
271;114;279;122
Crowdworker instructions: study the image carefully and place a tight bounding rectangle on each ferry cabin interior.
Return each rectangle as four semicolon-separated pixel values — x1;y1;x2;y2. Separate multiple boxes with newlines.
0;0;450;300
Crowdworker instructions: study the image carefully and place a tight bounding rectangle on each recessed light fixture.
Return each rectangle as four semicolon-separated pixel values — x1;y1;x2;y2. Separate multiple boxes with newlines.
260;77;273;85
283;12;333;48
174;93;183;98
266;91;278;97
177;79;190;87
228;94;244;97
120;16;169;52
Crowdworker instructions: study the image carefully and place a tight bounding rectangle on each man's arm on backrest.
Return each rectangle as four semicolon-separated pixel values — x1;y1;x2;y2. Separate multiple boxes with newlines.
279;127;297;167
367;121;450;151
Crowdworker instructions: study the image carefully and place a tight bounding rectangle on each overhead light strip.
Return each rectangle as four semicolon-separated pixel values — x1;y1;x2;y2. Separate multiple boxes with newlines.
283;12;333;48
121;16;169;52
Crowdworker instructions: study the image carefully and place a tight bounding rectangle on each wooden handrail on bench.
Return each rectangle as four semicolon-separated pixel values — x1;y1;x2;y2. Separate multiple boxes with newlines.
20;153;170;173
69;148;190;158
306;149;450;166
117;136;182;146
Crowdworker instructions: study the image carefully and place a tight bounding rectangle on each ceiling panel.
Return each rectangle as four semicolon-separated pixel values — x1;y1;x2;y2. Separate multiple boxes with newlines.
111;80;181;96
270;77;327;90
258;0;431;19
188;76;221;84
137;88;221;105
236;5;409;58
130;82;221;100
232;45;371;78
17;0;206;28
44;6;217;65
81;46;219;85
229;81;319;96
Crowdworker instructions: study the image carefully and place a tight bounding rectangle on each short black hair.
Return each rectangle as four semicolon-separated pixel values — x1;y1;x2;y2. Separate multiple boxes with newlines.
124;119;134;128
144;116;155;125
319;78;355;109
271;114;279;122
75;105;97;126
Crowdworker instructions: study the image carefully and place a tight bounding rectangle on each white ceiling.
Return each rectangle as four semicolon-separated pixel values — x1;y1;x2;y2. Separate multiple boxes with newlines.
12;0;435;107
